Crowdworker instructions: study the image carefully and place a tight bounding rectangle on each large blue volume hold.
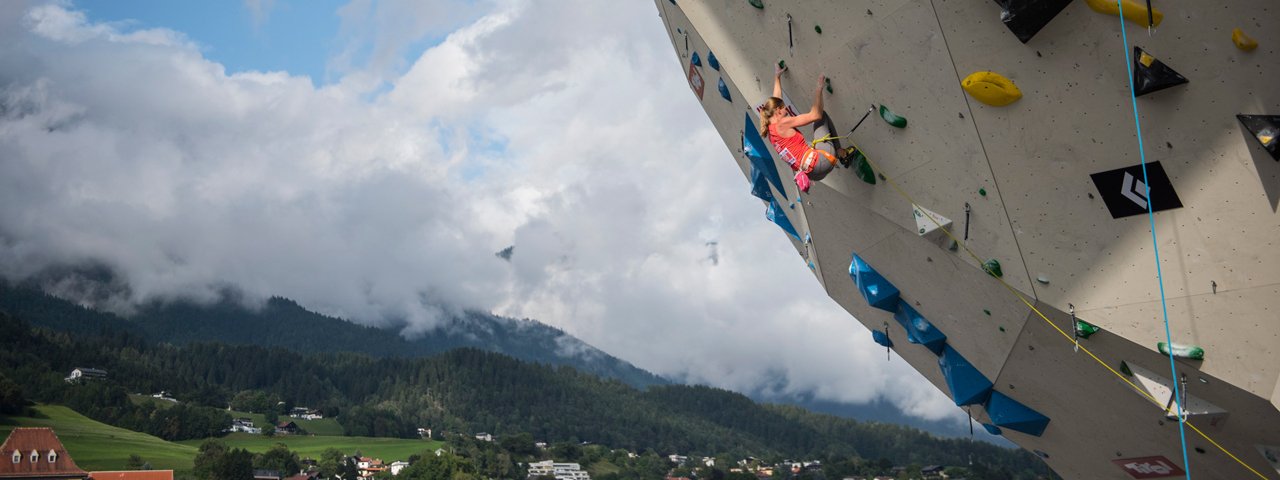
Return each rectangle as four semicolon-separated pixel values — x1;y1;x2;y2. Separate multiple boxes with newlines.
766;198;800;241
986;391;1050;437
938;345;993;406
848;254;901;312
893;303;947;354
743;113;788;199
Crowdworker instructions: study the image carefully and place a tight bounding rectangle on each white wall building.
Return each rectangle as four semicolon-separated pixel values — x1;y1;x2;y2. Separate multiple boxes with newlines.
527;460;591;480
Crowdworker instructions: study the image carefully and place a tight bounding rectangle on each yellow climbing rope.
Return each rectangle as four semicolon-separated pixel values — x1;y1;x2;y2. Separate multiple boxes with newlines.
855;152;1270;480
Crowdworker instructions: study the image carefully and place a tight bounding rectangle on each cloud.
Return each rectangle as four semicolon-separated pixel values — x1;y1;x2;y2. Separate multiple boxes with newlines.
244;0;277;28
0;1;963;424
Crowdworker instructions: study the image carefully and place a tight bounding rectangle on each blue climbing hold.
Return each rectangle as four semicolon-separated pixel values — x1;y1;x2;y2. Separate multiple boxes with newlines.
690;51;702;67
743;113;787;199
872;329;893;348
893;303;947;354
766;198;801;241
848;253;901;312
718;77;731;102
749;165;773;202
986;391;1051;437
938;345;993;406
708;50;720;70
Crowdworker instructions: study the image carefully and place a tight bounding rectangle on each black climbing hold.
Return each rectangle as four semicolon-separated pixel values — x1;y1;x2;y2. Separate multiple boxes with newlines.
690;51;702;67
1036;51;1042;57
958;112;965;119
1236;114;1280;161
1132;46;1188;97
748;0;764;9
1166;141;1173;149
718;77;732;102
994;0;1073;44
866;9;873;15
825;77;833;94
708;50;720;71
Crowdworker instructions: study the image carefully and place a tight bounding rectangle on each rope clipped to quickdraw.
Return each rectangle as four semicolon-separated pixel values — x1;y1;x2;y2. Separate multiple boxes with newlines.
1070;303;1080;352
810;105;875;147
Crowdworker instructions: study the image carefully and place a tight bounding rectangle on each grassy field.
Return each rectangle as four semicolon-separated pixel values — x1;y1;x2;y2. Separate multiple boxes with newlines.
127;395;345;436
177;432;442;461
0;405;198;472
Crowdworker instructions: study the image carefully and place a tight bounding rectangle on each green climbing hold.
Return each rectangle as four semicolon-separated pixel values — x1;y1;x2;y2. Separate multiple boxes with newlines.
825;77;832;94
777;60;786;70
815;25;822;34
999;326;1006;332
1158;342;1205;360
983;309;991;316
1075;319;1100;339
983;259;1003;278
978;188;987;196
853;152;876;185
748;0;764;8
879;105;907;128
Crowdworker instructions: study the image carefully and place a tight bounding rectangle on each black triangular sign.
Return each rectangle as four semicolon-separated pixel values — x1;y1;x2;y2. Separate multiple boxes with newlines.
1133;47;1188;97
994;0;1072;43
1237;114;1280;161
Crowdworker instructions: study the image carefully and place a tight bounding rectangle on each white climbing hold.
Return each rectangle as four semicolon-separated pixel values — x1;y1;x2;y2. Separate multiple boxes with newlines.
912;204;953;241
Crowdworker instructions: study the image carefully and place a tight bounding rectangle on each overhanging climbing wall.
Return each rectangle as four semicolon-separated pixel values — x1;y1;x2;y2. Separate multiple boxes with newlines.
656;0;1280;478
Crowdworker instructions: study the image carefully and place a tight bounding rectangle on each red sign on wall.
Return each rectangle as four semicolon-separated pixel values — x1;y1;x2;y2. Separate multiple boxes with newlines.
1112;456;1186;478
687;60;705;100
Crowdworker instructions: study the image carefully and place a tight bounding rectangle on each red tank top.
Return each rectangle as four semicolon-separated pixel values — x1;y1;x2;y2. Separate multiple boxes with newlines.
768;124;808;171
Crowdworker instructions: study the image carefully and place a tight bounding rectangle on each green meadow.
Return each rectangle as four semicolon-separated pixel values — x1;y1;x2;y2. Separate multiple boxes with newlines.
176;432;442;462
2;404;443;475
127;394;345;436
0;405;197;472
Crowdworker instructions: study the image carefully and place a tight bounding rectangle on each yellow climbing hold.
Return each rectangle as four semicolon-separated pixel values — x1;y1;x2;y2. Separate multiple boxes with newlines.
1232;28;1258;52
961;71;1022;107
1138;51;1156;68
1083;0;1162;27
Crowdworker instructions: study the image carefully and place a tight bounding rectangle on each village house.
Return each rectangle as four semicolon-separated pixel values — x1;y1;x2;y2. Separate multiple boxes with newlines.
150;392;178;403
1;428;89;479
388;461;409;476
355;457;385;479
1;427;174;480
526;460;591;480
275;421;300;435
288;407;323;420
64;368;107;383
474;432;493;442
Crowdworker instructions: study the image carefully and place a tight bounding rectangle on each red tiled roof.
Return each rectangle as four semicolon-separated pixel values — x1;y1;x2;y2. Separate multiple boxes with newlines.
88;471;174;480
0;428;89;478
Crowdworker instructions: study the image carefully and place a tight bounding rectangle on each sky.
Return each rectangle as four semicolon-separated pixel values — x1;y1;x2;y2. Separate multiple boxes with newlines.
0;0;964;426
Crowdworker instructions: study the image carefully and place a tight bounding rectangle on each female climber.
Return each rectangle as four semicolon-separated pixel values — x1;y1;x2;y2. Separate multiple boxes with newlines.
758;64;845;193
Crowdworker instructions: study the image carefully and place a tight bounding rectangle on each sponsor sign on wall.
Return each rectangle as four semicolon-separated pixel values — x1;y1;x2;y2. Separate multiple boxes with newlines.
1111;456;1186;478
1089;161;1182;219
687;60;705;100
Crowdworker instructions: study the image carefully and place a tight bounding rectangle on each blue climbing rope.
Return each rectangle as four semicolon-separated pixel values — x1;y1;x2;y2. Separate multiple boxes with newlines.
1115;1;1192;477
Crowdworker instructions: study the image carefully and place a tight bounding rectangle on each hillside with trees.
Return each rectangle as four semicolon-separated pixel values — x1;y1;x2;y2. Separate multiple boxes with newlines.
0;306;1052;478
